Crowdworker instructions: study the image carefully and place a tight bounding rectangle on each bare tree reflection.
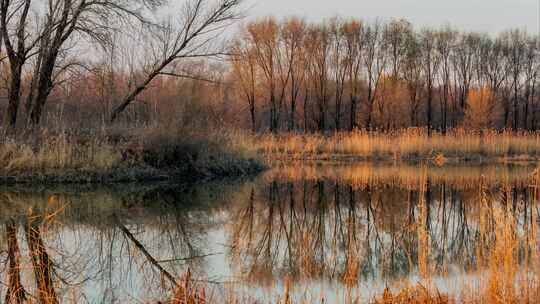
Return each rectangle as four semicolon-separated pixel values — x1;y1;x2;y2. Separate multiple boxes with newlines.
228;167;538;289
25;215;58;304
5;220;26;304
0;166;537;302
0;181;244;303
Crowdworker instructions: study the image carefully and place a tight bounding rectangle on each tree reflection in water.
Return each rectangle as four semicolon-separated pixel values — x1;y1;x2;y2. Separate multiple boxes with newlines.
0;164;537;303
0;182;244;303
228;164;539;298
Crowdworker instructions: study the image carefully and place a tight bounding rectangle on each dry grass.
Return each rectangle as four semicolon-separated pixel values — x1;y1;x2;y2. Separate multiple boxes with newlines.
0;133;121;173
250;129;540;163
0;127;263;183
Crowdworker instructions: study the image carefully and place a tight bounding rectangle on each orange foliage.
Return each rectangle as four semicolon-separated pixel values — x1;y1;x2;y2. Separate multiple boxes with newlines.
463;87;499;129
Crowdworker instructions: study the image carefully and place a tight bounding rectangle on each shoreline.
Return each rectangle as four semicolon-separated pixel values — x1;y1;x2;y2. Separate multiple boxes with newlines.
0;129;265;185
0;160;265;185
3;128;540;185
261;152;540;166
1;152;537;185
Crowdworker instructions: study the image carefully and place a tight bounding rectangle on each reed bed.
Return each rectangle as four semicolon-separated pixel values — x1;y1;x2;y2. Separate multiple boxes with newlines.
0;127;263;182
0;133;120;173
250;129;540;163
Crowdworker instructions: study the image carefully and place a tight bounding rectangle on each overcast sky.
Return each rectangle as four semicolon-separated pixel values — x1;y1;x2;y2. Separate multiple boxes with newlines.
246;0;540;34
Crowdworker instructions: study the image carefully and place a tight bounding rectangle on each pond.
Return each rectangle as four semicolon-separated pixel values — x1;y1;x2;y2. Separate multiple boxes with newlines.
0;162;538;303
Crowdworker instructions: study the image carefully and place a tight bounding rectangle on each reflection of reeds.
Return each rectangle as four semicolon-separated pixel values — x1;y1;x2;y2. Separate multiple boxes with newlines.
169;270;207;304
221;165;540;303
5;166;540;303
264;163;533;190
417;172;430;281
380;168;540;304
374;284;450;304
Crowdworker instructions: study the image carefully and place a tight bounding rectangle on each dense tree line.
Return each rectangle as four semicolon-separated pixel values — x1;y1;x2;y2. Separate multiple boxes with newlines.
3;9;540;134
231;17;540;133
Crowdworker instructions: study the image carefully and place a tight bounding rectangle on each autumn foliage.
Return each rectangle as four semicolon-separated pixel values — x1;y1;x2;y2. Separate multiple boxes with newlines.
464;88;499;129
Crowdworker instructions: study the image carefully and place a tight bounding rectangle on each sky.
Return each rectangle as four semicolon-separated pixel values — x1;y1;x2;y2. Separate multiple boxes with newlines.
246;0;540;34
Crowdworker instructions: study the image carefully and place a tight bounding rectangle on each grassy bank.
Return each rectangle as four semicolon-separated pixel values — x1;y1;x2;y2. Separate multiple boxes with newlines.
251;128;540;164
0;128;264;184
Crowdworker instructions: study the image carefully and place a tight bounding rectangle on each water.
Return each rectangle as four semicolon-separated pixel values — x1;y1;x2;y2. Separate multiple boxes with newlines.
0;163;537;303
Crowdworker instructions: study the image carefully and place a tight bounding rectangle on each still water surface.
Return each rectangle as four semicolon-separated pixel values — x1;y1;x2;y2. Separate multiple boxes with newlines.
0;163;537;303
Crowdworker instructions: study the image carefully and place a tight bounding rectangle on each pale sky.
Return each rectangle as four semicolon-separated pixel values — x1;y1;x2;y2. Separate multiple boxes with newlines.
247;0;540;34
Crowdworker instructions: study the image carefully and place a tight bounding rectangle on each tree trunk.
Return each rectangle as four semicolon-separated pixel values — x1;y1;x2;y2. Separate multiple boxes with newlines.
366;86;374;130
318;98;326;132
513;78;519;131
427;81;433;136
25;219;58;304
366;100;374;131
114;216;179;287
110;59;171;123
250;101;256;133
5;63;22;129
5;221;27;304
335;93;342;131
289;97;296;132
349;96;357;131
29;55;57;127
524;96;529;130
303;91;309;132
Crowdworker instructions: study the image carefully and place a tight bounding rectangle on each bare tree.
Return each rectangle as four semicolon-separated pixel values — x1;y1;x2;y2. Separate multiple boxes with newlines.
23;0;165;126
522;37;539;130
479;35;509;128
109;0;244;123
4;13;531;133
5;221;27;304
363;21;386;130
247;18;288;133
503;30;527;130
384;19;411;80
451;32;480;125
306;23;331;131
342;20;363;131
302;35;315;132
435;26;456;132
0;0;34;129
231;35;258;132
402;30;423;127
420;29;440;134
281;17;306;131
25;218;58;304
330;18;347;130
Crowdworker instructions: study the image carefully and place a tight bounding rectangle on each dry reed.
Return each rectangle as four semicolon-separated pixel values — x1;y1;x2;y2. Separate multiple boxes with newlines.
249;129;540;163
0;127;263;182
